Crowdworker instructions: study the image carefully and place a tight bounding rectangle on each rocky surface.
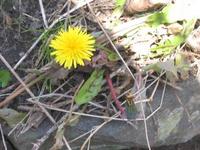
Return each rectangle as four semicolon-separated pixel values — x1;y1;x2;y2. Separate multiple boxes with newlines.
2;76;200;150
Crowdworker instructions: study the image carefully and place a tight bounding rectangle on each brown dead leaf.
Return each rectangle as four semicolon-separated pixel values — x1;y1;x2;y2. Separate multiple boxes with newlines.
2;12;12;28
124;0;172;14
167;23;183;35
187;26;200;52
49;67;69;84
21;111;45;134
50;124;64;150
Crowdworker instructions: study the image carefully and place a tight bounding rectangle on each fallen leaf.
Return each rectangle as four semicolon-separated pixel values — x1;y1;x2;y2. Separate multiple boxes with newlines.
0;108;26;127
159;60;177;77
125;0;171;14
143;60;178;83
187;26;200;52
50;122;65;150
167;23;183;35
49;67;69;85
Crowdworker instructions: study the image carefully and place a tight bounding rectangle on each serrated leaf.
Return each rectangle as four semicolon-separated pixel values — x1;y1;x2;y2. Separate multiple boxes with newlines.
0;108;26;127
0;69;11;88
75;69;104;105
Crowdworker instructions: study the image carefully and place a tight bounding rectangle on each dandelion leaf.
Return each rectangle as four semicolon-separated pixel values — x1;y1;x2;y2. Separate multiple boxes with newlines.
75;69;104;105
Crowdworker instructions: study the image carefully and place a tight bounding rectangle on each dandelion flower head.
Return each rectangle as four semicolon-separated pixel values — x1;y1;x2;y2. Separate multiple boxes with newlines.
50;26;95;69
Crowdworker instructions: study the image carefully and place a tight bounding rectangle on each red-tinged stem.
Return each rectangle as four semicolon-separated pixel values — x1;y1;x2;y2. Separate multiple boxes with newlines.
106;73;125;116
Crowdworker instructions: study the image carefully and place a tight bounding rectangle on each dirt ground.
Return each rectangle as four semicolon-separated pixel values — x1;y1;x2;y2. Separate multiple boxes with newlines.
1;0;200;150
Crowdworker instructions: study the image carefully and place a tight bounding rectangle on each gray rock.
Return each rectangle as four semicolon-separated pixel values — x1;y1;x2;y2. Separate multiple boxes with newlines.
3;77;200;149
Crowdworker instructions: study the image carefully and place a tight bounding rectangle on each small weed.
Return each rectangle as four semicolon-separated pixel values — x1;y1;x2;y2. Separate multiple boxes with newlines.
35;21;65;67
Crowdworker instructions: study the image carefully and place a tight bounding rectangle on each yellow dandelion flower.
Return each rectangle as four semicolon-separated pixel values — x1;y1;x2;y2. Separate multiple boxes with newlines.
50;26;95;69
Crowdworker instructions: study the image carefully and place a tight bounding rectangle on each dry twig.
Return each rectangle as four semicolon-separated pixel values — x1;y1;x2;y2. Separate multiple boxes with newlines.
86;0;136;81
0;54;56;124
14;0;94;69
38;0;48;28
0;124;7;150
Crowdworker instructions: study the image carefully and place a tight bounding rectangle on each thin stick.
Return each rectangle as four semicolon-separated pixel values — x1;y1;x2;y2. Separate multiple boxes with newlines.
62;137;72;150
32;105;79;150
118;71;166;100
58;81;84;150
0;54;56;124
28;99;128;121
145;80;167;121
86;1;136;81
32;115;67;150
80;114;119;150
8;112;30;136
135;73;151;150
38;0;48;28
150;74;182;91
140;97;151;150
69;129;94;143
14;32;46;69
175;93;194;127
14;0;94;69
0;124;7;150
0;73;47;107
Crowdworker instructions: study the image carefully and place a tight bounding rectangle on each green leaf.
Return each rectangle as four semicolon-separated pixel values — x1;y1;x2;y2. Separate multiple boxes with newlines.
107;50;120;61
143;60;178;82
143;63;161;73
150;34;185;57
113;0;126;19
146;4;174;27
0;108;26;127
0;69;11;88
115;0;126;8
150;19;196;57
96;44;119;61
75;69;104;105
175;53;190;80
146;3;199;27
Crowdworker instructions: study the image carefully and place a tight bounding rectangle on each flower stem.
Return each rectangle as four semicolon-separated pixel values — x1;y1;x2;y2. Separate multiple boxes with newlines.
106;73;125;116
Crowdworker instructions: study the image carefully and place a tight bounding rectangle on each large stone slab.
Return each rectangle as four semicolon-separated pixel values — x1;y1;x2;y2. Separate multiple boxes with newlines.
3;77;200;149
